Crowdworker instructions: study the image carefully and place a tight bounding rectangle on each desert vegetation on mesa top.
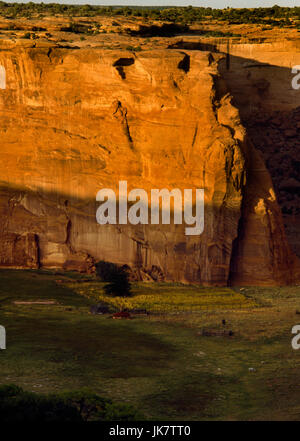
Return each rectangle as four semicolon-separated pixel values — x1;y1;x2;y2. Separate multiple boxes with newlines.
0;3;299;26
0;4;299;47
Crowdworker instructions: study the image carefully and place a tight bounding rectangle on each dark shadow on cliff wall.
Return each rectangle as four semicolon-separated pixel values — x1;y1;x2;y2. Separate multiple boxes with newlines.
168;40;300;262
0;181;245;285
0;177;299;286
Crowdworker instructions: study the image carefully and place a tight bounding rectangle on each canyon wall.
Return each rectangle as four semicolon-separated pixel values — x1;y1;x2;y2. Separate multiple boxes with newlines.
218;39;300;261
0;42;299;285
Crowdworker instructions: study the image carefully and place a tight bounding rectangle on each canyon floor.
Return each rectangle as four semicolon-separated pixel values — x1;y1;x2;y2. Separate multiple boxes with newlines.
0;269;300;421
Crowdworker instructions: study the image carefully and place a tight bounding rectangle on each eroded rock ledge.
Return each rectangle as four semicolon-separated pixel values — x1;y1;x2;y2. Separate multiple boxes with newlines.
0;46;298;285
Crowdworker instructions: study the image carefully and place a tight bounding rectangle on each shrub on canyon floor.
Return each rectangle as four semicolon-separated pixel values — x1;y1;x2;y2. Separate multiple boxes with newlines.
95;261;132;297
0;384;142;422
0;384;81;422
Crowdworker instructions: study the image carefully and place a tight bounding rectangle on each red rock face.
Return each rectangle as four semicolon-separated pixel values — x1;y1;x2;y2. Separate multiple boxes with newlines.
0;45;298;285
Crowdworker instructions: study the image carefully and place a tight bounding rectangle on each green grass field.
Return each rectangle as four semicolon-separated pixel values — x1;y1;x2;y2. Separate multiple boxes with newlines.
70;280;256;312
0;269;300;420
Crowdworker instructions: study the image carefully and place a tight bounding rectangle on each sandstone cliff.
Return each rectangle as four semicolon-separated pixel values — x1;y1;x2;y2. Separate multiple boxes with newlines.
0;43;298;285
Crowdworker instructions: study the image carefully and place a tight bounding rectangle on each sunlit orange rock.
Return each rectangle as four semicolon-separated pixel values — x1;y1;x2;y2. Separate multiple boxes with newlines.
0;45;298;285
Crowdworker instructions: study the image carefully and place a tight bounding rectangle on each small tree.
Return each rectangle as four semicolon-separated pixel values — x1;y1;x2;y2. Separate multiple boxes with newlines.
96;261;132;297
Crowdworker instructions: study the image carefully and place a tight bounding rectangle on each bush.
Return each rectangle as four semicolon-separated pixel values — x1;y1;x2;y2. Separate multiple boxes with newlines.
60;22;87;33
59;390;109;421
60;390;142;421
96;261;119;281
96;261;132;297
103;271;132;297
0;385;81;422
105;402;143;421
0;385;142;422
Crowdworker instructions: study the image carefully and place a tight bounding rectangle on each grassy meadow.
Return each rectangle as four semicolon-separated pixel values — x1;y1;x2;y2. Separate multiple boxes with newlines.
71;280;256;312
0;269;300;420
